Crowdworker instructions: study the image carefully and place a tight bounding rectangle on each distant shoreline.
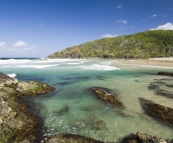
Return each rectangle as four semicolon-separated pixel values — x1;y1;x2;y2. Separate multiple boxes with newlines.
116;58;173;67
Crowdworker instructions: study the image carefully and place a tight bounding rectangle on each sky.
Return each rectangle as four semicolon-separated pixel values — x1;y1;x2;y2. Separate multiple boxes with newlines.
0;0;173;57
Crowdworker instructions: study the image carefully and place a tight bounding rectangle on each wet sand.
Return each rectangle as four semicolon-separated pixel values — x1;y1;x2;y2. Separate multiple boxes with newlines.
116;58;173;67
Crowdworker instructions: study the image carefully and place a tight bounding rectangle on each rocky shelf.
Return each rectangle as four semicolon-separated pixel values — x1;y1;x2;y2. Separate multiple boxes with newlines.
0;71;56;143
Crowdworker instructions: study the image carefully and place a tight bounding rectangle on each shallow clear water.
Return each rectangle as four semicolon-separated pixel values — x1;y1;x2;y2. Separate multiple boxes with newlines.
1;58;173;142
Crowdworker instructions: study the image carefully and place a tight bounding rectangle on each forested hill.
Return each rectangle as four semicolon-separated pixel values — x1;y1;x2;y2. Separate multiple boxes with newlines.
48;30;173;59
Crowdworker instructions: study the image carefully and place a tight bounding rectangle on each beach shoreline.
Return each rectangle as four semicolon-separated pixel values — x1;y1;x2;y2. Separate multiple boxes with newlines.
115;57;173;67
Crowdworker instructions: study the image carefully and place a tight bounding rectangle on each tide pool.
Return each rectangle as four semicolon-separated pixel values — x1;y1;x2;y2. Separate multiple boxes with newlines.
1;58;173;142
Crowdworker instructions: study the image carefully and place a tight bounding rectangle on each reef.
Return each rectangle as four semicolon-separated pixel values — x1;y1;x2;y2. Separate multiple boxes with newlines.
0;71;56;143
91;87;123;106
157;71;173;77
139;98;173;127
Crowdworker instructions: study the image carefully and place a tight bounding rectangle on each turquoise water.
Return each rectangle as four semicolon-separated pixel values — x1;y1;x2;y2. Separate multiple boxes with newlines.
1;58;173;142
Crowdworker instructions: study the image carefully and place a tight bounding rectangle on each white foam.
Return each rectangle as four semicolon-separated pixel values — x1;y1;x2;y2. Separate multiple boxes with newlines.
5;64;59;69
7;73;16;77
0;59;31;64
67;63;81;65
79;64;120;71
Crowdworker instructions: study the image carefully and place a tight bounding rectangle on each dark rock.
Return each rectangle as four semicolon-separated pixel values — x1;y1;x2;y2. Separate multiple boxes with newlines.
165;84;173;88
91;87;123;107
56;81;73;86
61;76;89;81
148;83;159;90
139;98;173;127
155;89;173;98
157;72;173;77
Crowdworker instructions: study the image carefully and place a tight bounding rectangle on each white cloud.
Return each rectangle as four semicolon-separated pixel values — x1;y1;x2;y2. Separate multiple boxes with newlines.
169;7;172;9
0;42;6;47
150;22;173;30
117;5;122;9
151;14;157;17
116;19;127;24
132;26;135;28
24;45;39;51
13;41;28;47
102;34;118;38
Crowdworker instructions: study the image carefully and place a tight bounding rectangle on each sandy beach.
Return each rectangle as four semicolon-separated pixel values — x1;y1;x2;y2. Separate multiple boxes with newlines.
117;57;173;67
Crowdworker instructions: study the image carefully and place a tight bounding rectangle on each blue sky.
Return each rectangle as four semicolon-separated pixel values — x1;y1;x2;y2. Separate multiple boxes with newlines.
0;0;173;57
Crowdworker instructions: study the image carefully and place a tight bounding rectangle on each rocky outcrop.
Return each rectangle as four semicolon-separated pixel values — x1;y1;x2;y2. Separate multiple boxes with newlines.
46;133;104;143
0;71;18;86
121;132;171;143
139;98;173;127
0;71;56;143
91;87;123;106
157;71;173;77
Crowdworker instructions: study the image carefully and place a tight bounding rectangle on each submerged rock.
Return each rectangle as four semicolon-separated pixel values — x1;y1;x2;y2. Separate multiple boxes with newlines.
139;98;173;127
155;89;173;98
148;80;173;98
121;132;171;143
91;87;123;106
71;118;86;129
157;71;173;77
54;105;69;116
46;133;104;143
93;120;107;130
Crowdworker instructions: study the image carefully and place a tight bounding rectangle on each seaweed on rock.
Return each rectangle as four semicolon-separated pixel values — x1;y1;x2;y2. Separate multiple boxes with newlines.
91;87;123;107
139;98;173;127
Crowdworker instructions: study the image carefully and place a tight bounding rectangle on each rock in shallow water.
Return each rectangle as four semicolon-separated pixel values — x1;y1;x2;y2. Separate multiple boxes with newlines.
91;87;123;107
157;71;173;77
139;98;173;127
93;120;107;130
54;105;69;116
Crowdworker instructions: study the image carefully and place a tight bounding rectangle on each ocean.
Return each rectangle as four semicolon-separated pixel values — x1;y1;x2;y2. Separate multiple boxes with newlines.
1;58;173;142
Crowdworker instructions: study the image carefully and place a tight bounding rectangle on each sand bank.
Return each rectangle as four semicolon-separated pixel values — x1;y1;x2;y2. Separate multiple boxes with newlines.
117;58;173;67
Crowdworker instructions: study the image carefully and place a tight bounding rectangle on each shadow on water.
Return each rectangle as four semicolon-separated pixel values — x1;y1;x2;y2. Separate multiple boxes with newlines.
20;97;46;142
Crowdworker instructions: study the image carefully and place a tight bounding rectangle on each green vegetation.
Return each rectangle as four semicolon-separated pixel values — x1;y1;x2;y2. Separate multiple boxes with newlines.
48;30;173;59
